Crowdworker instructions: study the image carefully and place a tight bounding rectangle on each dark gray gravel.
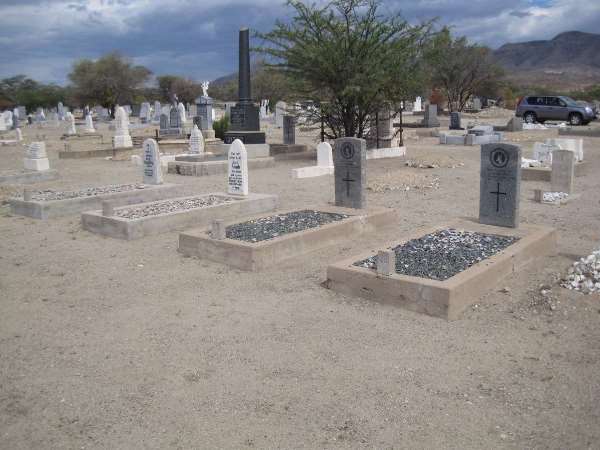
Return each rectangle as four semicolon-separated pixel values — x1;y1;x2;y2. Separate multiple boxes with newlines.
21;184;148;201
115;195;235;219
226;210;350;242
354;228;519;281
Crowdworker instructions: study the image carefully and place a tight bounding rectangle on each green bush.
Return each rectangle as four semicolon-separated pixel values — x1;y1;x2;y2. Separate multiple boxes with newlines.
213;114;229;140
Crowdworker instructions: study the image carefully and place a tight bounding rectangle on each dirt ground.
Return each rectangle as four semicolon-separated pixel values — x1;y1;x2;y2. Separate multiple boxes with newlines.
1;110;599;449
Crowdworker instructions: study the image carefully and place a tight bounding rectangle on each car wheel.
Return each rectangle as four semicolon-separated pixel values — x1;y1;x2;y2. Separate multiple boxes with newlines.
523;112;536;123
569;113;583;126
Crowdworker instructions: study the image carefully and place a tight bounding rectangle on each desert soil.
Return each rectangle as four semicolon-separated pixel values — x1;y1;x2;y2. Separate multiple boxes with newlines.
1;109;599;449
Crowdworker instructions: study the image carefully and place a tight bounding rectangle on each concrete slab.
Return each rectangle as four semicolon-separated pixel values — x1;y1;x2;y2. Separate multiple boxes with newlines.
558;127;600;137
269;144;308;156
58;147;134;159
521;161;587;182
366;147;406;160
168;157;275;177
325;219;557;320
0;169;60;185
178;206;396;271
81;192;278;240
9;183;182;219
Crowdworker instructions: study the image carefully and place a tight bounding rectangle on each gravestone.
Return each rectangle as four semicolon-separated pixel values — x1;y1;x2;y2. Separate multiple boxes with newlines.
178;102;186;123
189;125;204;154
196;95;213;130
113;106;132;148
139;102;150;123
160;114;169;131
449;112;462;130
479;143;521;228
413;96;422;113
422;104;440;127
227;139;248;196
317;142;333;168
16;128;23;142
84;114;95;132
193;116;204;129
551;150;574;194
368;106;393;149
283;115;295;145
18;106;26;119
472;98;482;111
169;107;180;129
24;141;50;171
65;112;76;135
507;116;523;132
334;137;366;209
143;139;163;185
153;101;161;122
275;101;287;128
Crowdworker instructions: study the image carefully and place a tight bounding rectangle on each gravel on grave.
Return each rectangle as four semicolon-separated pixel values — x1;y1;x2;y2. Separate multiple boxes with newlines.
354;229;519;281
23;184;148;201
115;195;235;219
226;210;350;242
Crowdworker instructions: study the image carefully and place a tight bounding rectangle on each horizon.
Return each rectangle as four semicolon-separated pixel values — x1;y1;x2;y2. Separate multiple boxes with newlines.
1;0;599;85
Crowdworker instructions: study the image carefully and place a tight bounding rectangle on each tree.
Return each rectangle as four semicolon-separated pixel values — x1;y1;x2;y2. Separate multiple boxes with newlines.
156;75;202;104
425;28;503;112
0;75;68;112
68;52;151;114
256;0;433;138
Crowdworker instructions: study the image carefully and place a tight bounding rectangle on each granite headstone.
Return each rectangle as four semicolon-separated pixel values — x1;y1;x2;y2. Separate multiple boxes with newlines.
334;137;366;209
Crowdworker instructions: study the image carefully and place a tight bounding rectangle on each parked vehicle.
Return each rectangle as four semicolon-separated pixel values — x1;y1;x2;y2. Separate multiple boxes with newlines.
516;95;595;126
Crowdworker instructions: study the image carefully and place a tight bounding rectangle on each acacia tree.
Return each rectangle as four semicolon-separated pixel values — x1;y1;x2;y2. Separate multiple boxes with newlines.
68;52;151;114
156;75;202;104
425;29;503;112
256;0;432;139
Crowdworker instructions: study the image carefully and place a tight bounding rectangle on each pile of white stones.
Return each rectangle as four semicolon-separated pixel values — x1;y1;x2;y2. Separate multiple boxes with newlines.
543;192;569;203
115;195;234;219
24;184;147;201
561;249;600;294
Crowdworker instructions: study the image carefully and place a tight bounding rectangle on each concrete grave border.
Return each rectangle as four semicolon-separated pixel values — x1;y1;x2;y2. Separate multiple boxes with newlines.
521;161;587;182
9;183;182;219
324;218;557;320
168;157;275;177
178;205;396;271
81;192;278;240
0;169;59;185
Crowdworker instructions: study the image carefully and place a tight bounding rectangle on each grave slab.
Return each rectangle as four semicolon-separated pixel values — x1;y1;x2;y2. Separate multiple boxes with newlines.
178;206;395;271
366;146;406;160
9;183;182;219
0;169;60;185
81;192;278;240
521;161;587;181
325;219;557;320
558;127;600;137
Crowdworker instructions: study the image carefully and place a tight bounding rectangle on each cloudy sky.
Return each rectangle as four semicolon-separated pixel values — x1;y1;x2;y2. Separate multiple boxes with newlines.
0;0;599;85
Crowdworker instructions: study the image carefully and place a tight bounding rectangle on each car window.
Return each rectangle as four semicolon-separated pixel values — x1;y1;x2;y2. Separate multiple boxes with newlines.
537;97;547;105
558;99;567;107
526;96;537;105
547;97;561;107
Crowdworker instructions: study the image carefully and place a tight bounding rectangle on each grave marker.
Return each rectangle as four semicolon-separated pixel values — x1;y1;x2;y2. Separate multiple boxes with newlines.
479;143;521;228
283;115;295;145
449;112;462;130
550;149;574;194
143;139;163;185
227;139;248;196
189;125;204;154
422;104;440;127
334;137;366;209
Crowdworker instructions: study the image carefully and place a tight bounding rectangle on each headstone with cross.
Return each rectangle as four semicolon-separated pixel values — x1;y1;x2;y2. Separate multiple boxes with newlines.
479;143;521;228
334;137;366;209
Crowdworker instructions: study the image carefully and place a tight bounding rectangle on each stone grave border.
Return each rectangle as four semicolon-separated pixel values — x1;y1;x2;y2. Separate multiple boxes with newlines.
168;157;275;177
9;183;182;219
178;205;396;271
81;192;278;240
324;218;557;320
558;128;600;137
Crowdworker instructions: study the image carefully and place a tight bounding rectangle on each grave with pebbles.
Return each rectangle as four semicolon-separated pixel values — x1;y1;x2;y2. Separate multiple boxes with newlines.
561;248;600;294
81;192;278;240
178;206;395;271
8;182;182;219
325;220;557;320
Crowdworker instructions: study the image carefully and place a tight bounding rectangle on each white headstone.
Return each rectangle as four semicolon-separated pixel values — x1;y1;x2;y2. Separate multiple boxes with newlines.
227;139;248;196
153;101;161;122
178;102;186;123
142;139;163;185
189;125;205;154
13;107;19;120
57;102;65;120
113;106;132;148
24;141;50;171
0;113;6;131
65;112;77;135
16;128;23;141
413;96;422;112
317;142;334;167
545;138;583;162
84;114;95;132
275;101;287;128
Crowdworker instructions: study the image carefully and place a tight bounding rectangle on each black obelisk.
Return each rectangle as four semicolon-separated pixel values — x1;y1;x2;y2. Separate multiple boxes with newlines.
224;28;266;144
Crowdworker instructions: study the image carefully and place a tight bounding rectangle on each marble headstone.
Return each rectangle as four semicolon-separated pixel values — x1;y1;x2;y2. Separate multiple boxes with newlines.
334;137;366;209
413;96;422;112
317;142;333;168
479;143;521;228
84;114;95;132
189;125;204;154
143;139;163;185
65;112;76;135
24;141;50;171
227;139;248;196
114;106;132;148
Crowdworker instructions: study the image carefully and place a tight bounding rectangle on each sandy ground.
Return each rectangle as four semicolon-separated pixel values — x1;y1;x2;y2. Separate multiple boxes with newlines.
1;110;599;449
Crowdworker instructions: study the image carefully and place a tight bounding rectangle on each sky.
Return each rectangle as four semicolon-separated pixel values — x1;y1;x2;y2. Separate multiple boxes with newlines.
0;0;599;85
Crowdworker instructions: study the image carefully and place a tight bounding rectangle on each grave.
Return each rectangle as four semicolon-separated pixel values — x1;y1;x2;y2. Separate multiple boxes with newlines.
413;96;422;113
23;142;50;171
421;104;440;128
324;142;556;320
84;114;95;133
439;125;503;146
291;142;334;178
449;112;462;130
81;192;278;240
550;149;574;194
189;125;205;154
9;183;182;219
158;106;184;137
558;127;600;138
113;106;133;148
275;101;287;128
334;137;366;209
494;116;523;132
143;139;163;185
178;206;395;271
65;112;77;135
522;139;587;182
269;115;308;156
223;28;266;149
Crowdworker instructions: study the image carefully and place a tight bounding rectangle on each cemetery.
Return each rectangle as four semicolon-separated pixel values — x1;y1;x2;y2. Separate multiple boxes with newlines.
1;1;600;448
